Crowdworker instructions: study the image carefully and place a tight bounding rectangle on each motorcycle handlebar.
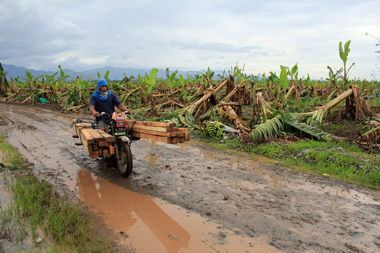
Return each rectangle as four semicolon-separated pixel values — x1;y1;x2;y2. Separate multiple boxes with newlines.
96;111;132;117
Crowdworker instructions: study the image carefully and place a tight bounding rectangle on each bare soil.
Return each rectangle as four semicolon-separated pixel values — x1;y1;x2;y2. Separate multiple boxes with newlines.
0;103;379;253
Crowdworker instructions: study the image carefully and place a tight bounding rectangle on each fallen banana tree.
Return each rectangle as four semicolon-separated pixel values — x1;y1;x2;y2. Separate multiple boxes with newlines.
248;84;374;143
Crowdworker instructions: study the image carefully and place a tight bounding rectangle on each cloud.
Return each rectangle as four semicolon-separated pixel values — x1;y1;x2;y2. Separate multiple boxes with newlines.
0;0;379;79
79;56;109;65
171;40;260;53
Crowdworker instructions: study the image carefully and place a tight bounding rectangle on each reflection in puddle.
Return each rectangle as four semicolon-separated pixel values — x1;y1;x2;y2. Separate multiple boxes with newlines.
179;144;187;150
145;155;159;169
76;169;283;253
76;169;189;252
270;176;286;189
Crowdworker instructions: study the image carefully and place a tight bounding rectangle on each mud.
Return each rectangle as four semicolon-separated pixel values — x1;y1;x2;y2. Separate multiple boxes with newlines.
0;103;380;252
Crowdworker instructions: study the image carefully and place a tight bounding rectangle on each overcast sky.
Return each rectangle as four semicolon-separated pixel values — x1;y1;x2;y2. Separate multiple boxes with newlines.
1;0;379;80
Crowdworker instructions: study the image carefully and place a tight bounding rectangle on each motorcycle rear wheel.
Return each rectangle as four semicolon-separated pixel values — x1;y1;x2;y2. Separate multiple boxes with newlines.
116;139;133;177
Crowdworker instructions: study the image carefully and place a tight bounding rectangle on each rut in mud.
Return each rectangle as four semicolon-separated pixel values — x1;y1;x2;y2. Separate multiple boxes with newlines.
0;103;379;253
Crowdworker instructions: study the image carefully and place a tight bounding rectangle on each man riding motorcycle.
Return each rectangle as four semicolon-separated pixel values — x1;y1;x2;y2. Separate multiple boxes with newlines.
89;79;133;130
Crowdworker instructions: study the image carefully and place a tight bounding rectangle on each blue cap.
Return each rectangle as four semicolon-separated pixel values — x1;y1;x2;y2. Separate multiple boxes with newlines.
97;79;108;90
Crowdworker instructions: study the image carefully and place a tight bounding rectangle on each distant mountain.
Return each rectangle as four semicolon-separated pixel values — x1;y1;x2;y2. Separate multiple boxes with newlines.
2;64;90;80
2;64;224;81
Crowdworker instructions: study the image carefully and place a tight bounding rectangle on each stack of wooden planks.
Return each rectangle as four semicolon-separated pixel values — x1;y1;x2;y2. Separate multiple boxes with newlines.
73;119;189;158
126;120;189;144
73;122;116;159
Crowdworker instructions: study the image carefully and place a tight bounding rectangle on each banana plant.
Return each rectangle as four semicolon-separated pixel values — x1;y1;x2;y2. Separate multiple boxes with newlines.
24;70;43;89
13;75;20;84
326;66;343;87
204;67;214;80
279;65;289;91
268;71;280;84
231;62;245;84
103;70;110;81
179;74;188;103
259;73;267;88
165;68;179;95
58;65;70;88
45;71;59;85
217;70;227;81
339;40;355;89
138;68;159;113
286;63;299;81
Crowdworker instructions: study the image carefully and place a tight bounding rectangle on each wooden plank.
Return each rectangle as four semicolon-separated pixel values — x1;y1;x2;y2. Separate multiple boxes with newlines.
81;137;93;158
103;149;110;158
86;129;105;142
171;137;178;144
74;124;80;136
98;141;113;147
98;148;103;156
128;124;173;133
179;137;185;143
75;123;92;127
126;120;175;128
94;129;115;142
79;128;95;145
109;146;115;155
177;128;189;141
131;127;184;137
92;143;98;151
131;132;172;144
74;123;92;136
93;151;98;159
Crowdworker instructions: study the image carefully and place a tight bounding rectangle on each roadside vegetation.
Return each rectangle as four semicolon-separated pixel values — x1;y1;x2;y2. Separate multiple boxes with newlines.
0;136;116;252
197;134;380;189
0;40;380;188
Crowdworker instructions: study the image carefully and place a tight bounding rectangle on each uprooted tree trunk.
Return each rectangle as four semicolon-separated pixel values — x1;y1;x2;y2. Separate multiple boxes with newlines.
251;91;272;123
362;97;376;116
221;105;250;140
196;81;249;121
180;79;227;116
295;85;367;123
0;63;9;96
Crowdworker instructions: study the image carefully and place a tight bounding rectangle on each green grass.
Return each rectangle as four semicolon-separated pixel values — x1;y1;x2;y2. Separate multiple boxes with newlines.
0;136;116;252
196;133;380;189
320;120;372;138
253;140;380;188
0;136;28;170
370;97;380;107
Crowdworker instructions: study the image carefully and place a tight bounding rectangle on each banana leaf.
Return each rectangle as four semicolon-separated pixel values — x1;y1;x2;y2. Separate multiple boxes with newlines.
284;118;333;141
249;115;283;142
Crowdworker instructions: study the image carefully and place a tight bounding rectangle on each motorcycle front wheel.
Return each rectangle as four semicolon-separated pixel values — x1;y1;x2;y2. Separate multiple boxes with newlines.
116;138;133;177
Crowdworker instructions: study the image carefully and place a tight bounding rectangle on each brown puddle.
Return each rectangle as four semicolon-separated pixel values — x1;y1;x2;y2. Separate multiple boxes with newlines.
76;169;284;253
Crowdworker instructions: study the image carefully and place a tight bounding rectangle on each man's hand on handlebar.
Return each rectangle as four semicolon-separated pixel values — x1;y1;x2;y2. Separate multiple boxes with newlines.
92;111;99;117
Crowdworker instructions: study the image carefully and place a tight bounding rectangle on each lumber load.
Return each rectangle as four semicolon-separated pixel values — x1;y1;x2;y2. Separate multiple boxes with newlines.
73;123;115;158
127;120;189;144
73;119;190;158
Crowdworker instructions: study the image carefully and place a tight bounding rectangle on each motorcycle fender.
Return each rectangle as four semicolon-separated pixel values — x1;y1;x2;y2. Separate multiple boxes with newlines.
119;136;131;144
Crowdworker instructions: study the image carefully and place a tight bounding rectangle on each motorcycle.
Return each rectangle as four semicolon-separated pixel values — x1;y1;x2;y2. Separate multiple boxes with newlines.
96;111;135;177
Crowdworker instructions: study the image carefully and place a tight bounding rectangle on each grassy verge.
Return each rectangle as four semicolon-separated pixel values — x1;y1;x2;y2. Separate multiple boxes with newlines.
0;136;116;252
195;132;380;189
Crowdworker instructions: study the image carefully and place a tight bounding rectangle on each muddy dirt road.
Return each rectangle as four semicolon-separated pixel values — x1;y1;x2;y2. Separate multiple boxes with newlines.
0;103;379;253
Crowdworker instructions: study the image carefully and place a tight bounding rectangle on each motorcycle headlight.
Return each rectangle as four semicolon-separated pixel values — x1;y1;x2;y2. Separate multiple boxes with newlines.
116;121;126;127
